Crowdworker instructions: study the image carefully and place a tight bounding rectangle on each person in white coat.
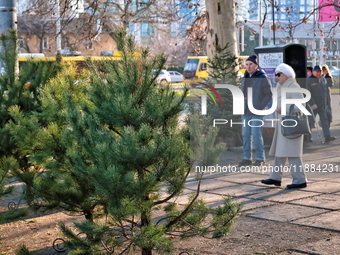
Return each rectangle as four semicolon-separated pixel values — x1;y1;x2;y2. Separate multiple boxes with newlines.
261;63;307;189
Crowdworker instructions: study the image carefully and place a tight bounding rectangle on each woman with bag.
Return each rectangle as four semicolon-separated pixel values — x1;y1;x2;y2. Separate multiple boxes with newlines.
261;63;307;189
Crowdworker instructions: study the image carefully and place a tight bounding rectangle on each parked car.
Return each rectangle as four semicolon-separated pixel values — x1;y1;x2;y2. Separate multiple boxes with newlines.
330;69;340;76
152;69;171;85
329;66;338;72
54;49;82;56
330;70;340;89
168;71;184;83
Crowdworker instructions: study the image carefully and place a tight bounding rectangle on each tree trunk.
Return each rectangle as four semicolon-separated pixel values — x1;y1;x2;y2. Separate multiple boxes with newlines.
206;0;237;59
84;211;93;222
142;248;152;255
84;211;94;240
39;37;43;53
141;193;152;255
139;167;152;255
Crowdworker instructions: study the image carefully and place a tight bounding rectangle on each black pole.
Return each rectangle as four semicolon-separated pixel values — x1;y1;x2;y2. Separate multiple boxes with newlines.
272;1;275;45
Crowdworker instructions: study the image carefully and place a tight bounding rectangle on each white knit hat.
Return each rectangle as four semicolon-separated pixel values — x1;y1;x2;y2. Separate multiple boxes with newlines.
275;63;296;78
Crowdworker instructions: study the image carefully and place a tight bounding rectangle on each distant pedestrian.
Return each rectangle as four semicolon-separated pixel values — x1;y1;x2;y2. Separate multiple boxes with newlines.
261;63;307;189
304;65;314;143
307;65;336;143
307;66;312;77
238;55;272;167
303;66;315;143
322;64;333;126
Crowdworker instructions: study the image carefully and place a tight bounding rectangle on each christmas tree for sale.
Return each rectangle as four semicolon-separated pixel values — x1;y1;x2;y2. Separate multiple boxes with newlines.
8;61;110;223
206;43;243;147
0;29;62;210
59;30;242;255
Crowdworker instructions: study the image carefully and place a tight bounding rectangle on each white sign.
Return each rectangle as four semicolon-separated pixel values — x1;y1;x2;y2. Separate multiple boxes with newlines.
258;52;283;68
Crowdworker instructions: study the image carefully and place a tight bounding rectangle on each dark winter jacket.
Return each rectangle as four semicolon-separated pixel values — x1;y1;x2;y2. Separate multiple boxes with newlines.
306;73;328;112
324;73;334;107
240;69;273;116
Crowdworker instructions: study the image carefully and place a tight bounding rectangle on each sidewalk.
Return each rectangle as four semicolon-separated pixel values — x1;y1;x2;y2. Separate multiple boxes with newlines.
172;96;340;254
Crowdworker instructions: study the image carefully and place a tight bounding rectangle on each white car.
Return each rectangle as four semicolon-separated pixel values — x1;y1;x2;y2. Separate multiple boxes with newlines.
152;70;171;85
168;71;184;83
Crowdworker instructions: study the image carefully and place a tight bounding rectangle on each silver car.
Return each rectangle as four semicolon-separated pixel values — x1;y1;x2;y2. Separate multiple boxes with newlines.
168;71;184;83
152;69;171;85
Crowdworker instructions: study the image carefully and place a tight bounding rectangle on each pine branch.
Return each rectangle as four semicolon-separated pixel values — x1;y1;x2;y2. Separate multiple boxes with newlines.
153;167;191;206
165;178;202;230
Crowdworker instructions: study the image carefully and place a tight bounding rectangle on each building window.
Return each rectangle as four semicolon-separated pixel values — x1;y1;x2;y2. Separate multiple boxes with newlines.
141;23;148;38
171;22;177;37
62;37;71;49
97;19;102;33
18;38;25;49
325;40;331;50
42;37;49;50
85;39;94;50
129;21;135;36
141;23;152;38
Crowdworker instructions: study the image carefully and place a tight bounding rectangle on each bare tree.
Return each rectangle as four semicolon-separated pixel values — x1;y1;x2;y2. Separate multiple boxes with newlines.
245;0;340;42
205;1;237;62
18;0;56;53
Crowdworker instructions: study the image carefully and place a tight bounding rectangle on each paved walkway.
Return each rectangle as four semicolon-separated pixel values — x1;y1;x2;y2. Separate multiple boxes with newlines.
173;95;340;254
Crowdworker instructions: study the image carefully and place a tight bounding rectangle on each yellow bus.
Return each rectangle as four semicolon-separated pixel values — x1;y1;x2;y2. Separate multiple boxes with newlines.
238;55;248;75
183;56;208;84
183;55;249;84
18;52;140;71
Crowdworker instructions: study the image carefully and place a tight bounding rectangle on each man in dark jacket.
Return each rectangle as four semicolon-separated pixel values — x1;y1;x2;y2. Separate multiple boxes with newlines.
306;65;336;143
238;55;273;167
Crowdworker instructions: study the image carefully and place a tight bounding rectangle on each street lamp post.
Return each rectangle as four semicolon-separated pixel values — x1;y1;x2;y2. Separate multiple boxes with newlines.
0;0;17;70
272;0;275;45
56;0;61;50
312;0;316;66
259;0;263;46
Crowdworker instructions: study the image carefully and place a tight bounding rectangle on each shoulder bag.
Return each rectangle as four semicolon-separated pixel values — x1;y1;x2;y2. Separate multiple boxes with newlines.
281;105;311;139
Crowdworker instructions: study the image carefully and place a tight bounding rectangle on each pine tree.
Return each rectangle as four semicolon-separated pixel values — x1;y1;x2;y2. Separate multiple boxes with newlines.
205;43;243;147
55;30;242;255
0;29;62;208
8;62;107;222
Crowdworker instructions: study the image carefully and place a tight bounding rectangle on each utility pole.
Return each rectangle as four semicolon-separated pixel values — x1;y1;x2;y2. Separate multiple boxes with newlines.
312;0;316;66
259;0;263;46
320;23;324;66
272;0;275;45
56;0;61;50
0;0;17;71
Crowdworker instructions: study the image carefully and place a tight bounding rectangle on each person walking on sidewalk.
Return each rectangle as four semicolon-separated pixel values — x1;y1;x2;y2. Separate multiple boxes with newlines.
322;64;333;126
307;65;336;143
261;63;307;189
238;55;272;167
304;66;314;143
